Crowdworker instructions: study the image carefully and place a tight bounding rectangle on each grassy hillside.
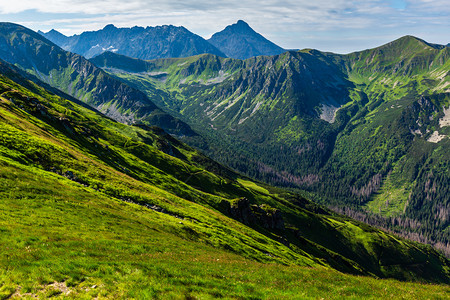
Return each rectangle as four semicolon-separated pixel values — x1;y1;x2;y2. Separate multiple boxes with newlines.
2;166;449;299
1;56;450;297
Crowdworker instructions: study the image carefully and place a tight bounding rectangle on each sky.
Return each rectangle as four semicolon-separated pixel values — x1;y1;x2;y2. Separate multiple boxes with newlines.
0;0;448;54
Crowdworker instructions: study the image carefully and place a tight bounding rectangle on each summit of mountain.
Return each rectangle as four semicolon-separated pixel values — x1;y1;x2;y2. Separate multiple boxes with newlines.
38;28;68;46
208;20;286;59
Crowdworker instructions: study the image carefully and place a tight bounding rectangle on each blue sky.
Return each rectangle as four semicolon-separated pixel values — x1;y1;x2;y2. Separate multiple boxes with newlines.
0;0;448;53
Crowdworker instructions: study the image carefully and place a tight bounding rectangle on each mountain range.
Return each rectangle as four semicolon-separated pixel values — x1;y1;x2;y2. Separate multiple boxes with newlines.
40;20;286;60
40;24;225;60
0;21;449;297
0;22;195;137
11;21;450;255
90;35;450;256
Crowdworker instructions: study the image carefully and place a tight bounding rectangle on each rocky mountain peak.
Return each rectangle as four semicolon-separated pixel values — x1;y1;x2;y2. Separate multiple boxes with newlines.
208;20;285;59
231;20;252;31
103;24;117;30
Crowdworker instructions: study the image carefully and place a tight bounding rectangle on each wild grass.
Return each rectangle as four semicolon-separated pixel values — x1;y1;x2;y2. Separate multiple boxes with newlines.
1;160;449;299
0;64;449;298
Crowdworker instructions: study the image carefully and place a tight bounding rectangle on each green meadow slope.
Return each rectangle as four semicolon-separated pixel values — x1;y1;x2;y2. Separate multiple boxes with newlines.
0;56;449;298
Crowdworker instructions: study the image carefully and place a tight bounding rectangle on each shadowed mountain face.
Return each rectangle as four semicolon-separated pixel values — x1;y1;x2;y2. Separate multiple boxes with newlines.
0;22;196;137
208;20;286;59
91;36;450;255
40;24;226;60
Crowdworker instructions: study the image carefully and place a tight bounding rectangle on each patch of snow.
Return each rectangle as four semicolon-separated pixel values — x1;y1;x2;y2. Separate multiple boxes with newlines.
147;71;168;76
411;129;422;136
224;95;243;111
97;102;135;125
437;70;447;80
102;45;118;52
433;81;450;93
250;101;263;117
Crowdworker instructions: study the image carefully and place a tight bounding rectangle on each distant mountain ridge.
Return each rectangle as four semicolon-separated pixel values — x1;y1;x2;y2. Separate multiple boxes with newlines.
40;24;226;59
37;29;69;47
208;20;286;59
40;21;285;60
0;22;196;136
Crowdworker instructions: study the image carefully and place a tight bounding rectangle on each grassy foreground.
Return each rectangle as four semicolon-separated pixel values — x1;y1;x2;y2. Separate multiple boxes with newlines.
0;59;449;298
0;162;449;299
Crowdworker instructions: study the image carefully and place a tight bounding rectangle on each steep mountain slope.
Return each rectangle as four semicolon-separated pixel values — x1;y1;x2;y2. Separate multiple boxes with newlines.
318;36;450;251
91;36;450;255
40;24;226;59
91;50;353;181
208;20;285;59
1;53;450;298
0;22;195;137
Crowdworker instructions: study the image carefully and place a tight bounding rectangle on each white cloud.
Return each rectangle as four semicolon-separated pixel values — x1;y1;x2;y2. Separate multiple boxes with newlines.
1;0;448;53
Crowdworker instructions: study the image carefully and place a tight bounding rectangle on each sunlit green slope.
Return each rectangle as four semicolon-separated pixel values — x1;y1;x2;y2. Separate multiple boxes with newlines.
0;56;449;298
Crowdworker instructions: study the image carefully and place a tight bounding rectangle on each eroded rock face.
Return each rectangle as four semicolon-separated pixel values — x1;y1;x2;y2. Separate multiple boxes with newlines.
229;198;285;230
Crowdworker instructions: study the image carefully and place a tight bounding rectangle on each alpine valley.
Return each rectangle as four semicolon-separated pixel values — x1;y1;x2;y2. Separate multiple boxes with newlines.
90;32;450;256
0;21;449;298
